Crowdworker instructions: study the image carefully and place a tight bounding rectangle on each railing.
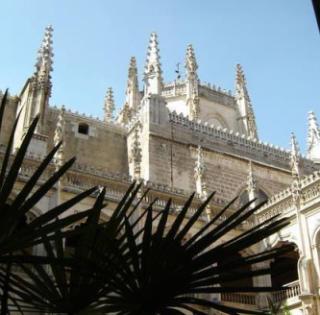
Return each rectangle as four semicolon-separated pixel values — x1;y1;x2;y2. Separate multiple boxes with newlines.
221;293;256;305
220;281;301;307
272;281;301;303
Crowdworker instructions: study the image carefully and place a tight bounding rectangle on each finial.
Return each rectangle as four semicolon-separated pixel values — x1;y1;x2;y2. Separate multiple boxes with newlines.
307;111;320;161
194;145;205;179
235;64;258;140
131;126;142;180
236;64;246;86
290;132;300;180
104;87;115;122
145;32;161;73
128;57;138;80
290;133;303;204
185;44;198;79
125;57;140;112
194;146;207;200
185;44;200;120
54;106;65;168
247;160;256;194
144;32;163;95
34;25;54;82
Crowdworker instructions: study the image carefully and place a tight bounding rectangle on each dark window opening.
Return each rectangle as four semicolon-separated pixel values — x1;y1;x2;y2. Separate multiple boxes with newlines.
271;242;299;287
218;252;253;288
78;123;89;135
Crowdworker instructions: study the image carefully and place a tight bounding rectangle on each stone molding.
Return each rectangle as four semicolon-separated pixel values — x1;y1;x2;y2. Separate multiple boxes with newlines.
161;80;234;107
168;111;316;171
258;170;320;222
8;145;249;220
48;106;126;133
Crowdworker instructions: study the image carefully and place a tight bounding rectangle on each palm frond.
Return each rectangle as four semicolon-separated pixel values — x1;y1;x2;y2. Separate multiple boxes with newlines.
91;195;290;315
4;184;144;314
0;91;98;256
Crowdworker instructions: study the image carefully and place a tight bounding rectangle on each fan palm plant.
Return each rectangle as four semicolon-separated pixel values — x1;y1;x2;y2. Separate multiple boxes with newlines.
0;90;99;256
6;188;293;315
0;90;99;313
91;193;293;315
0;182;152;314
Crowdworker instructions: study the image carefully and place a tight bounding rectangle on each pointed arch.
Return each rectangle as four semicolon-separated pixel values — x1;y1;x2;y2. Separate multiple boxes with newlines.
205;113;229;129
236;185;269;208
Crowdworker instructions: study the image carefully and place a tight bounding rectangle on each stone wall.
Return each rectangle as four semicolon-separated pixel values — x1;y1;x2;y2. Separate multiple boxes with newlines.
0;94;18;147
164;82;242;133
148;129;291;202
45;107;129;176
144;110;312;204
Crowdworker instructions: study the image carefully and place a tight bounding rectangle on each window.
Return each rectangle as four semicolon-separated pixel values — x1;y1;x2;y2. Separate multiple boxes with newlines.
271;242;299;287
78;123;89;135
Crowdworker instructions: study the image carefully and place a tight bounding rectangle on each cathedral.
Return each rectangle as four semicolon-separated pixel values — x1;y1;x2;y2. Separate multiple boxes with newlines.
1;25;320;314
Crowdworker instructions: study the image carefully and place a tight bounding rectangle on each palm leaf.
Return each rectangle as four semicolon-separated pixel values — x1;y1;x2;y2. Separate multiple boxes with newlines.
89;192;291;315
0;91;98;256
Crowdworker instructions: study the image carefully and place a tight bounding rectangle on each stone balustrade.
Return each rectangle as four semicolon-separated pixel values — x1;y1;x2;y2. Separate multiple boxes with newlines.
220;281;301;307
198;84;234;107
162;81;186;97
272;281;301;303
169;111;316;173
170;111;287;157
221;292;256;305
258;170;320;223
162;80;234;101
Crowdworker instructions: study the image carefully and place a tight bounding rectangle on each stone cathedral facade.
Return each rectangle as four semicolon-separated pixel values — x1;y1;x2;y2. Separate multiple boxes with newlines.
1;26;320;314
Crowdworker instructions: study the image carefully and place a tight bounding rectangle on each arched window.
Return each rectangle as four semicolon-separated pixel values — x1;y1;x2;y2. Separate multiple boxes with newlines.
78;123;89;135
207;117;227;129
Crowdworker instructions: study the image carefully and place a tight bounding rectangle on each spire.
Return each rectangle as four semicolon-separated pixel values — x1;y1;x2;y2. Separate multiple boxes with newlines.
307;111;320;162
14;25;54;151
235;64;258;140
34;25;54;86
104;87;115;122
128;57;139;92
125;57;140;112
185;44;200;120
185;44;198;80
144;32;163;95
54;106;65;169
290;132;301;180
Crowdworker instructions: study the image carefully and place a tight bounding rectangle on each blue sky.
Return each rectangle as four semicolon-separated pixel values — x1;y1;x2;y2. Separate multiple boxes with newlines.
0;0;319;153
